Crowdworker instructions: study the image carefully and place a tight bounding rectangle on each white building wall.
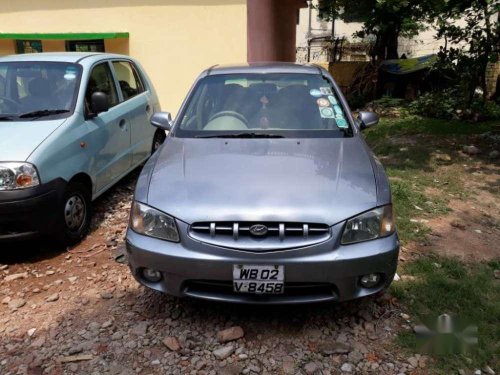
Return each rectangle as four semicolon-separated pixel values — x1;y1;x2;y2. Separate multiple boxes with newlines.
296;3;363;47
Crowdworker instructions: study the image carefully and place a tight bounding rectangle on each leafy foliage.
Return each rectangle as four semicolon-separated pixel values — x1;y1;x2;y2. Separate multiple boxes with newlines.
350;0;435;60
318;0;499;118
408;89;500;120
433;0;499;102
317;0;438;60
408;89;461;119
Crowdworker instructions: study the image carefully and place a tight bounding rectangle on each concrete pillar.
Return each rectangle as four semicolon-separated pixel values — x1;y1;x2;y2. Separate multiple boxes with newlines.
247;0;306;62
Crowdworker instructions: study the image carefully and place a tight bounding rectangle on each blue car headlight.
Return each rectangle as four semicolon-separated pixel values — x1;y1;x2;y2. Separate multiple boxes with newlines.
130;201;180;242
341;205;395;245
0;162;40;191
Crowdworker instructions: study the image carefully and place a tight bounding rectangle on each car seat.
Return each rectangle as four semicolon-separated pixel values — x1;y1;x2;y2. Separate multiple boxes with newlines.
23;78;56;111
273;85;322;129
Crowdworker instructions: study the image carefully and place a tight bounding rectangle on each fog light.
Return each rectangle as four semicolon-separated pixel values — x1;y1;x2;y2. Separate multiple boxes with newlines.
142;268;162;283
360;273;381;288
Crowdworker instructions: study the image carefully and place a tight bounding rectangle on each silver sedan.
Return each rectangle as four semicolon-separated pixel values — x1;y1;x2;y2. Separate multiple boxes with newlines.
126;63;399;304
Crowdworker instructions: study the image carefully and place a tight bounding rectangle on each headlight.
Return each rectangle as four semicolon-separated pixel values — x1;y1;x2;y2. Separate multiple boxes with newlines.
130;201;179;242
0;162;40;191
341;205;395;245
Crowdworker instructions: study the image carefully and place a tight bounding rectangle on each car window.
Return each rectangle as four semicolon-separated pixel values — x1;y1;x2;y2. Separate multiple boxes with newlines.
85;62;118;111
112;61;144;101
175;73;351;138
0;62;82;120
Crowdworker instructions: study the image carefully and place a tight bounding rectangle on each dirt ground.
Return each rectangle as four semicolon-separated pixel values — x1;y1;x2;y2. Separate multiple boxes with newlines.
423;161;500;262
0;147;498;374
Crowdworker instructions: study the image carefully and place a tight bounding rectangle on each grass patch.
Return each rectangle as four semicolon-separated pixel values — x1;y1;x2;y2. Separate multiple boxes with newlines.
365;116;498;141
363;115;500;243
369;116;500;371
392;256;500;372
389;179;447;243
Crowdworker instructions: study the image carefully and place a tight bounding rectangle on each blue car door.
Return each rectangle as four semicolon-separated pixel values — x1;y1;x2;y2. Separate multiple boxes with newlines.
110;60;155;166
84;61;132;194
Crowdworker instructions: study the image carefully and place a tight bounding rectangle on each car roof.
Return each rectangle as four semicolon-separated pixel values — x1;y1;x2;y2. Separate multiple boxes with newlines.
0;52;133;65
205;62;324;76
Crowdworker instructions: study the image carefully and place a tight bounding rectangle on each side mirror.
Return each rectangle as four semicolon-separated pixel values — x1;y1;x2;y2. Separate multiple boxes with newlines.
151;112;173;131
90;92;110;115
358;111;379;130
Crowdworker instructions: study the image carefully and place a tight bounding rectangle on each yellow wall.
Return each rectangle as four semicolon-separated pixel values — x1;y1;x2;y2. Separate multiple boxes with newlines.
0;0;247;114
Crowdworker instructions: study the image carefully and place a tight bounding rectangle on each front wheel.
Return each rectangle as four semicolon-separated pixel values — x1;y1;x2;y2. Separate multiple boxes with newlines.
55;182;92;246
152;130;166;153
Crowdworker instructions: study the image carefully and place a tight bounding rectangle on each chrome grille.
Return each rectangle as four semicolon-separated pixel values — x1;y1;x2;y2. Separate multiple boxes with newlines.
189;222;331;251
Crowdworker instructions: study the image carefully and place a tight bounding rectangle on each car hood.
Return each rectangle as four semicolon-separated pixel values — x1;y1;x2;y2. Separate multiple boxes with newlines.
147;137;377;225
0;119;67;161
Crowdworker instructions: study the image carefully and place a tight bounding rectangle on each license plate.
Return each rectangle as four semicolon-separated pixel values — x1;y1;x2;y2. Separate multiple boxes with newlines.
233;265;284;294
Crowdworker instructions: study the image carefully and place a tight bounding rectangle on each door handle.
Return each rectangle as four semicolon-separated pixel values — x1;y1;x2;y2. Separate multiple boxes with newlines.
119;119;127;131
146;105;151;113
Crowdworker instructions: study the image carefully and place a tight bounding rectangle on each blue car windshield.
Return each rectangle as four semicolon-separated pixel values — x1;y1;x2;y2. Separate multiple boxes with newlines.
0;61;82;121
174;73;353;138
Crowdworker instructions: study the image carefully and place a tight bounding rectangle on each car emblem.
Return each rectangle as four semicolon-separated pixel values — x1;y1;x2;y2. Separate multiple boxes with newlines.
249;224;268;237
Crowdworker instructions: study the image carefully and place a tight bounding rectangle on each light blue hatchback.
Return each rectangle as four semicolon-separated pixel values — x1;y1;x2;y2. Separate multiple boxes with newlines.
0;52;164;244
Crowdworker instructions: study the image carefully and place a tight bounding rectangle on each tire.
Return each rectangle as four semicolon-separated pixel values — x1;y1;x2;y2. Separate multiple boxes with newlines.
152;130;166;153
55;182;92;246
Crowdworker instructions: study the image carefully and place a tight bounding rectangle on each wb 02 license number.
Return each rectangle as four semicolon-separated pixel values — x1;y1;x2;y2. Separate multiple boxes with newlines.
232;265;284;294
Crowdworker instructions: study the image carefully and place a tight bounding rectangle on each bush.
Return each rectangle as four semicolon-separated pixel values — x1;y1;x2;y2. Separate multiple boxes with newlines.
408;90;459;119
470;100;500;121
409;90;500;121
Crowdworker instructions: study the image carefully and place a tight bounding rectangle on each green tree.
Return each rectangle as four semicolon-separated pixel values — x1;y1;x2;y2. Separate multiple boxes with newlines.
316;0;341;38
317;0;438;60
434;0;499;101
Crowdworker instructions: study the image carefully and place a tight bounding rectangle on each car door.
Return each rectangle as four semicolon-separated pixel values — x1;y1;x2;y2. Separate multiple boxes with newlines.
84;61;132;193
110;60;154;166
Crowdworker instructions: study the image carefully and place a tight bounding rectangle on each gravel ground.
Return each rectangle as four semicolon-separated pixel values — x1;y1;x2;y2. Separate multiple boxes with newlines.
0;171;427;375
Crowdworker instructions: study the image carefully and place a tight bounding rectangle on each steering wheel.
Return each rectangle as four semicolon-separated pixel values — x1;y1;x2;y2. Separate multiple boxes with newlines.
0;96;21;112
208;111;248;126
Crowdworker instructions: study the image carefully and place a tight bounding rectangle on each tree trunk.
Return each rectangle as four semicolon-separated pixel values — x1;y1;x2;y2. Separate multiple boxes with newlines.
374;30;399;60
480;4;493;100
385;31;399;59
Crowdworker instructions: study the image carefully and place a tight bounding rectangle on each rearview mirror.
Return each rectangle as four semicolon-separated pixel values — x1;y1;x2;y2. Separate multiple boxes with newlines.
90;92;110;115
151;112;173;131
358;111;379;130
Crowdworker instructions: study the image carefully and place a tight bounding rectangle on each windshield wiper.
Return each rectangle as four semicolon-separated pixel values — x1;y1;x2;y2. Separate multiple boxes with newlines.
19;109;70;119
0;115;14;121
195;132;284;139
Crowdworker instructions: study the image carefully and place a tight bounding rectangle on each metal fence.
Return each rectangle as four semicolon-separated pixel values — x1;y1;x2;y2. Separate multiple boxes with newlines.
296;40;370;64
296;46;331;64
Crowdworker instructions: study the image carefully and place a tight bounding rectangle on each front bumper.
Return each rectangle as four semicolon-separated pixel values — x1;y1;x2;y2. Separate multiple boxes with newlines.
126;221;399;304
0;178;66;242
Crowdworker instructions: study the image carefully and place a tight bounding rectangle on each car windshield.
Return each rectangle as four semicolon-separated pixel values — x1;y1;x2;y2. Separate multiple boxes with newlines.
174;73;352;138
0;61;82;121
